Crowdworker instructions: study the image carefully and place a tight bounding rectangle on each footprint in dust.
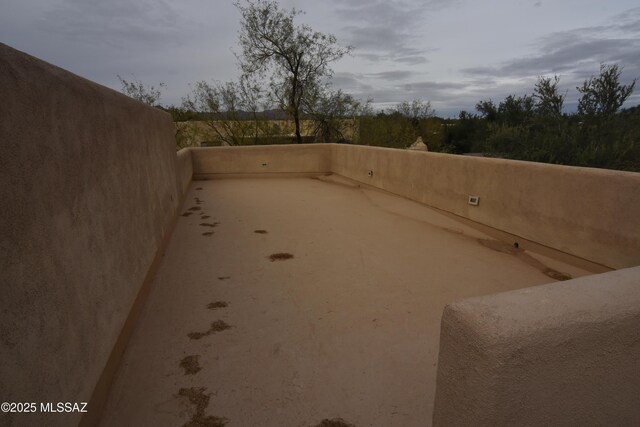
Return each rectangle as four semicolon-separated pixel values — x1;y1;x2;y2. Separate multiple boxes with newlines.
188;320;232;340
202;232;214;237
254;229;268;234
200;222;220;228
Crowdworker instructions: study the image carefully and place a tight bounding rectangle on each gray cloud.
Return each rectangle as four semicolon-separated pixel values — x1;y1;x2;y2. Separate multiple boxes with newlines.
332;0;423;26
332;71;374;93
331;70;508;116
366;70;416;80
462;7;640;80
3;0;638;116
40;0;187;48
402;80;468;93
330;0;453;64
396;56;430;65
340;24;428;62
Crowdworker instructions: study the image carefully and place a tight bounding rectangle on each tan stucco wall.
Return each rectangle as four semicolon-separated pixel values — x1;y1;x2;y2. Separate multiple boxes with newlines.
176;147;193;199
432;265;640;426
330;144;640;269
193;143;639;268
0;43;186;426
190;144;331;178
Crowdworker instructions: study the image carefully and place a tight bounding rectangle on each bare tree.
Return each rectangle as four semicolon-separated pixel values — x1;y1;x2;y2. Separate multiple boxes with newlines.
117;75;166;106
234;0;351;143
394;99;435;124
182;76;275;146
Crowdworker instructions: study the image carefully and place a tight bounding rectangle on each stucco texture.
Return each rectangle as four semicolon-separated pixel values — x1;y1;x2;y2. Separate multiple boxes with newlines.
0;43;182;426
432;265;640;426
191;144;331;178
330;144;640;269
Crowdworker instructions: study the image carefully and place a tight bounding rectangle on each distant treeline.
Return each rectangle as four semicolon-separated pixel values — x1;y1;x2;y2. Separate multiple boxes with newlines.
167;100;640;172
359;65;639;172
163;107;291;122
127;63;639;172
434;103;640;172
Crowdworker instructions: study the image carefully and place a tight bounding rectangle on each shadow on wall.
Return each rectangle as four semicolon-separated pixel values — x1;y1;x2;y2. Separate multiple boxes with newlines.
0;42;192;427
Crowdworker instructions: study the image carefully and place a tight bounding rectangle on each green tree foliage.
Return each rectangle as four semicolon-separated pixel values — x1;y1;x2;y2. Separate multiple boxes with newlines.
358;100;441;150
577;64;636;118
441;111;486;154
534;75;565;120
234;0;351;143
441;64;639;171
117;75;166;106
498;94;535;126
303;88;370;143
475;100;498;122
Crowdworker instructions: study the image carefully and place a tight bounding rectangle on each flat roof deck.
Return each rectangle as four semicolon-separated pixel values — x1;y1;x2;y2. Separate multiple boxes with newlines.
100;175;592;427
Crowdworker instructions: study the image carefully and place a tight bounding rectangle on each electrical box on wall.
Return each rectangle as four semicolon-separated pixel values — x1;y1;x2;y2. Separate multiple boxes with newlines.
468;195;480;206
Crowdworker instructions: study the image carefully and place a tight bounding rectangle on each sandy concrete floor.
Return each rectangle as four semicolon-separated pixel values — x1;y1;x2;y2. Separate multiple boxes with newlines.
99;175;592;427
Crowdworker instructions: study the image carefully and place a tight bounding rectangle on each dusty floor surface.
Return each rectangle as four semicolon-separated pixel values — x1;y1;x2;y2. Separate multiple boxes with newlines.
99;175;592;427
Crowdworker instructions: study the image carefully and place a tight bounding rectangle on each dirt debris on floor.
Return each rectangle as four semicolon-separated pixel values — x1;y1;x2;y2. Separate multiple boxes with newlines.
268;252;294;261
314;418;356;427
100;178;595;426
179;355;202;376
478;238;572;281
177;387;228;427
207;301;229;310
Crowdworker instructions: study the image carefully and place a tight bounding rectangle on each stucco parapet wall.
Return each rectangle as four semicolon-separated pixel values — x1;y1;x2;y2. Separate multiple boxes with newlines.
329;144;640;269
190;143;639;268
0;43;182;427
176;147;193;199
432;265;640;427
191;144;331;178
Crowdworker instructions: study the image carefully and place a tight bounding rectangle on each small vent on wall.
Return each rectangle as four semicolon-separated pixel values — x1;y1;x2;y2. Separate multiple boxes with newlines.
468;195;480;206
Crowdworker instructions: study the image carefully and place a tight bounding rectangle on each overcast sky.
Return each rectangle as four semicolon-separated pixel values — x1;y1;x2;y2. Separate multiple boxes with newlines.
2;0;639;117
